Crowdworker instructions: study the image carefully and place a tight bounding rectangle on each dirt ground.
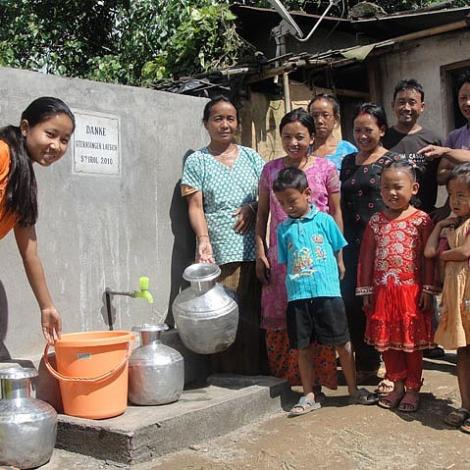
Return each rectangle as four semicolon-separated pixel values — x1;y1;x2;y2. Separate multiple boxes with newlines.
44;353;470;470
144;353;470;470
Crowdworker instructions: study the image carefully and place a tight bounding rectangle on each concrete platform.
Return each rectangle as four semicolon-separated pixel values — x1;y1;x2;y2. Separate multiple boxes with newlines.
56;374;293;465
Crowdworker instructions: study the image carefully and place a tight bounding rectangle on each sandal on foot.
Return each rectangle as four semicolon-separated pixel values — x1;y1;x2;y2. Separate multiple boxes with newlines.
375;379;394;396
445;408;470;427
378;389;405;409
289;396;321;416
398;390;420;412
460;417;470;434
349;388;379;405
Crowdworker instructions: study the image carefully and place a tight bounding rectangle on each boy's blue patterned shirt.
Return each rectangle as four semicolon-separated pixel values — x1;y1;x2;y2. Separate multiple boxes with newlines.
277;206;347;301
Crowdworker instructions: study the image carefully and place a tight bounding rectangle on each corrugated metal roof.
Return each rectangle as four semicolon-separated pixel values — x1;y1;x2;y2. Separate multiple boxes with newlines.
232;4;470;40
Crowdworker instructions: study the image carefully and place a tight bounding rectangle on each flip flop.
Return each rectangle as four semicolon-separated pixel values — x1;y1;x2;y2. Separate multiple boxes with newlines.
289;396;321;417
398;390;420;412
445;408;470;427
349;388;379;405
378;389;405;409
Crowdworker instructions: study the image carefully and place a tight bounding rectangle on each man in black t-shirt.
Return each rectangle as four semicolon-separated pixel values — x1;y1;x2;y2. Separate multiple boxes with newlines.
383;79;442;214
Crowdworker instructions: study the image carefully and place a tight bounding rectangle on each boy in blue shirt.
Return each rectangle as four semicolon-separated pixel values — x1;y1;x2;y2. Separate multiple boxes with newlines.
274;167;378;416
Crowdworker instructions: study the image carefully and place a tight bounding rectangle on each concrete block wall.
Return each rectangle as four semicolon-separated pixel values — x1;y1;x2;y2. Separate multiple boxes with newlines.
0;67;208;360
379;29;470;140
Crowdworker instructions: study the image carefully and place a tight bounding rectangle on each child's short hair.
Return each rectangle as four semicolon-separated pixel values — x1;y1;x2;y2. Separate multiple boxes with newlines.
382;160;417;182
273;167;309;193
447;162;470;189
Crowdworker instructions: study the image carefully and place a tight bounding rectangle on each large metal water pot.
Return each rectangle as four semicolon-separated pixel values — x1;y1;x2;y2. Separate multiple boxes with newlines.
128;324;184;405
172;263;239;354
0;367;57;469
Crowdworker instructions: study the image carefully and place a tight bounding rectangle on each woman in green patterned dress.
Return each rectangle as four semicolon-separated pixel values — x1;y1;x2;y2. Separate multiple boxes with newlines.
181;96;268;374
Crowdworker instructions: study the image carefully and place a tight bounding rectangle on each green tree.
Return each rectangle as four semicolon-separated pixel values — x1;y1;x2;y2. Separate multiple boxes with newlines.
0;0;247;85
0;0;466;86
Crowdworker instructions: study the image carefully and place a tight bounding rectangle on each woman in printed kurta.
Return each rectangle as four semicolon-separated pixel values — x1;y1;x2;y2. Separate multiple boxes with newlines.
181;96;268;375
256;109;342;392
357;162;436;412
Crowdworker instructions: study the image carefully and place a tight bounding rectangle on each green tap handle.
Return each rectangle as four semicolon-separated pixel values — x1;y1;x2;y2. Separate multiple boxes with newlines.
139;276;149;290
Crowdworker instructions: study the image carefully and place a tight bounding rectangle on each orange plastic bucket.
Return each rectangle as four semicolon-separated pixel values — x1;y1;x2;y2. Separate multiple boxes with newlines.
44;331;134;419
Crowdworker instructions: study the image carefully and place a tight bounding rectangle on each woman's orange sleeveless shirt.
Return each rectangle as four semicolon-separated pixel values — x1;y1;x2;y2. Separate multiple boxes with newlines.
0;140;17;239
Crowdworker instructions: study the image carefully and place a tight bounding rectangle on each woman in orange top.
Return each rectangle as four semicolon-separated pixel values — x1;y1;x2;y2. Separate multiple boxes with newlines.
0;97;75;343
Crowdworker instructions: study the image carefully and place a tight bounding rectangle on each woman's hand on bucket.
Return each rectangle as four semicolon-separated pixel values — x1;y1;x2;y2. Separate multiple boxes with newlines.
41;306;62;344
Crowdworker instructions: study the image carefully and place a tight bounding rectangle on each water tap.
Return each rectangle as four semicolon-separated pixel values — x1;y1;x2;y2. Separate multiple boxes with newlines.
132;276;154;304
104;276;154;330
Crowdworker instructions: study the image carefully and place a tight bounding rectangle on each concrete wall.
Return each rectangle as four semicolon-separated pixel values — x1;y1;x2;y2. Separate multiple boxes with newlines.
379;29;470;139
0;67;208;359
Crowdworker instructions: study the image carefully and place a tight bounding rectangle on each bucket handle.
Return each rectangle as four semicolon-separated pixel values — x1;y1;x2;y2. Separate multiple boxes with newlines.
43;343;131;383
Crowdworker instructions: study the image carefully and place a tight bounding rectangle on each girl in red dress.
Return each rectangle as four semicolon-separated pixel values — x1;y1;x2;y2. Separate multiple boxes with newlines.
356;161;437;411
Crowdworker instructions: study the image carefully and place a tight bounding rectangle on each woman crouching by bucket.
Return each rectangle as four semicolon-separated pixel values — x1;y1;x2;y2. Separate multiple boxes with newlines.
0;97;75;344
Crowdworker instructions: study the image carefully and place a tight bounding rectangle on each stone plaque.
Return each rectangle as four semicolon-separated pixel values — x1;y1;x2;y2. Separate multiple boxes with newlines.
72;110;121;176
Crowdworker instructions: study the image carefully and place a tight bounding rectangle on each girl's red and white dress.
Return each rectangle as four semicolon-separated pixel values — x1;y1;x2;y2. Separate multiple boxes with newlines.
356;210;438;389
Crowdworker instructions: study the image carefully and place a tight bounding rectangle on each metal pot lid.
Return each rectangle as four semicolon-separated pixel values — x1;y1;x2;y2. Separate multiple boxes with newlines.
132;324;169;333
0;366;38;380
183;263;221;283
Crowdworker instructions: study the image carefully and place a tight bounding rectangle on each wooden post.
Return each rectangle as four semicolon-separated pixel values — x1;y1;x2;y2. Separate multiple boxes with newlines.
283;72;291;113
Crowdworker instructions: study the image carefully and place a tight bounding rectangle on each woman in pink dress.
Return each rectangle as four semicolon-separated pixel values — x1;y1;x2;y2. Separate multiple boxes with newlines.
255;108;343;397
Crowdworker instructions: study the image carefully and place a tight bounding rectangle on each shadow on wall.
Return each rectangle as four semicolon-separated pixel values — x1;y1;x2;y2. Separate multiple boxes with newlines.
0;280;11;360
166;150;196;327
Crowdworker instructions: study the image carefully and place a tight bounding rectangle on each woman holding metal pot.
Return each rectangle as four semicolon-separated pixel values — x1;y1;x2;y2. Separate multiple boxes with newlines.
181;96;268;375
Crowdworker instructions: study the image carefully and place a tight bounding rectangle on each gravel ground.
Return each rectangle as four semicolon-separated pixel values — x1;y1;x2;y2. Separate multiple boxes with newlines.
44;353;470;470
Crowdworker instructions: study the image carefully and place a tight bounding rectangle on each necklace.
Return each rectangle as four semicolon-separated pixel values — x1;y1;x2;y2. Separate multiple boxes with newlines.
208;143;239;167
208;143;237;157
356;150;382;165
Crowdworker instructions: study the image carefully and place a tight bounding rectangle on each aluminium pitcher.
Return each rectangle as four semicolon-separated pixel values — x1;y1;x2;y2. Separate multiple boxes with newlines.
0;367;57;469
172;263;239;354
128;324;184;405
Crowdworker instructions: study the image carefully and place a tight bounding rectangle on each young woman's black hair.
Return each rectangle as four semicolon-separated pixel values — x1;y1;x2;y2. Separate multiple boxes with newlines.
353;102;388;131
279;108;315;136
0;97;75;226
457;70;470;92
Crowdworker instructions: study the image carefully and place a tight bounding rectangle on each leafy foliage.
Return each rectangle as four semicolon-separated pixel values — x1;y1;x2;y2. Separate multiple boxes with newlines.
0;0;245;85
0;0;467;86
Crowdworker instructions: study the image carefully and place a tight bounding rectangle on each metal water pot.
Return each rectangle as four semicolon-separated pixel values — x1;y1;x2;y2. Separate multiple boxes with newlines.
0;367;57;469
172;263;239;354
128;324;184;405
